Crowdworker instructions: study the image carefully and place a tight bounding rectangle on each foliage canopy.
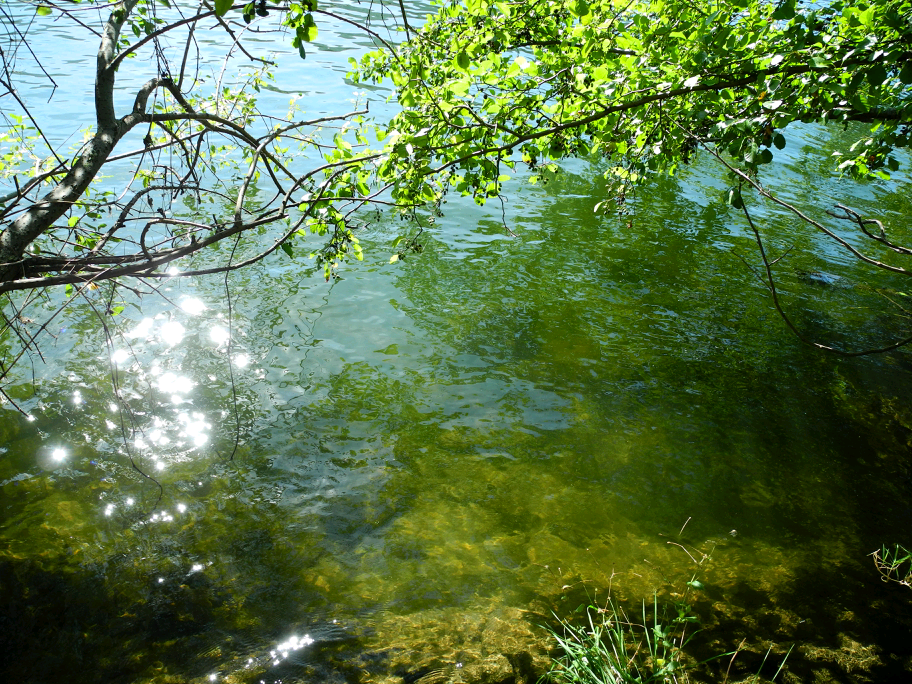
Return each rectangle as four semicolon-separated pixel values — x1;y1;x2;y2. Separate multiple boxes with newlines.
358;0;912;203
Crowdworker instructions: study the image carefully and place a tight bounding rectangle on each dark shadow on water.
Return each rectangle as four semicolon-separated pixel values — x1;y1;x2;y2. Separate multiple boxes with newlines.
0;555;374;684
0;555;224;683
689;558;912;684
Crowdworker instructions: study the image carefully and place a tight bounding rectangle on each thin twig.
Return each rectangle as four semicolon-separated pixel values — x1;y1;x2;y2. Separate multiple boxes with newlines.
722;639;746;684
223;235;242;462
666;541;699;564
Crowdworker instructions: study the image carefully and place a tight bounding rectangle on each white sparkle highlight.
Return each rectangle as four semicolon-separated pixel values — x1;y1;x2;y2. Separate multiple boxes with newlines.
111;348;131;364
181;297;206;315
210;325;230;346
160;320;185;346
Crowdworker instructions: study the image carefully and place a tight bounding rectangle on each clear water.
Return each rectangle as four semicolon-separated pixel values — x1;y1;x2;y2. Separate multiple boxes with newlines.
2;3;912;684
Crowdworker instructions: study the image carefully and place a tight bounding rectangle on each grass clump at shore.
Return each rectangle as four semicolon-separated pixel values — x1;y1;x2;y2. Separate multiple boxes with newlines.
542;593;698;684
542;590;791;684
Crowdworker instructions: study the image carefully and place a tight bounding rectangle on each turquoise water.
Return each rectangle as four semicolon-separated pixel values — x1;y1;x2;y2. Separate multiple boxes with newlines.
2;3;912;683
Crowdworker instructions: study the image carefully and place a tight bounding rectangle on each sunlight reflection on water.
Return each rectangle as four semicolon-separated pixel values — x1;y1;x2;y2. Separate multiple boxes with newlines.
126;317;154;339
156;372;194;395
210;325;230;346
160;320;186;346
180;297;207;315
111;348;131;365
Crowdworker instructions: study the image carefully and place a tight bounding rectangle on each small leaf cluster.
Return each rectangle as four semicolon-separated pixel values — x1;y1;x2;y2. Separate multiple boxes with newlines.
301;201;364;281
283;1;319;59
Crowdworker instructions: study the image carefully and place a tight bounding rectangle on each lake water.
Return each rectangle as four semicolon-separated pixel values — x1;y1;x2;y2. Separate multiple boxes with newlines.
2;3;912;683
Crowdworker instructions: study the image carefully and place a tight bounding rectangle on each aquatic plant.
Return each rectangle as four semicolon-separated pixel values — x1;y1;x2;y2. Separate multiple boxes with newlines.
872;544;912;588
542;594;698;684
542;589;793;684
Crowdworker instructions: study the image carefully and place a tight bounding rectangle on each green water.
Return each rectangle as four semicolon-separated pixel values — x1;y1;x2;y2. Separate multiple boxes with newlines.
3;6;912;684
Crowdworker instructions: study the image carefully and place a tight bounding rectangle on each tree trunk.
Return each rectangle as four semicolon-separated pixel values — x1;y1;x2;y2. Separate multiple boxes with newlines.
0;0;139;283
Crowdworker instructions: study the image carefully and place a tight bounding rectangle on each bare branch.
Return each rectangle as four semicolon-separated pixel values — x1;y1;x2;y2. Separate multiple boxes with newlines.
698;139;910;278
827;204;912;257
739;192;912;357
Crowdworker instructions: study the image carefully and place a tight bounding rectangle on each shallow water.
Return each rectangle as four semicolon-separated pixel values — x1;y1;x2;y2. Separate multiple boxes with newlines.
2;3;912;684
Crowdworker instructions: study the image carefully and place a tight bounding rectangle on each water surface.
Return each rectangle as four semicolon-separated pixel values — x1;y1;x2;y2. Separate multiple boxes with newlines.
2;3;912;684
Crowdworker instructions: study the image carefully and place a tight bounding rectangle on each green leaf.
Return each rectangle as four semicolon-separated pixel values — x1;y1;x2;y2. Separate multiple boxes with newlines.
867;64;887;87
726;187;744;209
450;77;471;97
35;5;52;16
900;63;912;85
389;254;400;263
771;0;794;20
773;133;786;150
571;0;589;17
214;0;233;17
758;149;773;164
281;242;294;257
300;14;318;41
333;132;352;152
455;51;471;71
